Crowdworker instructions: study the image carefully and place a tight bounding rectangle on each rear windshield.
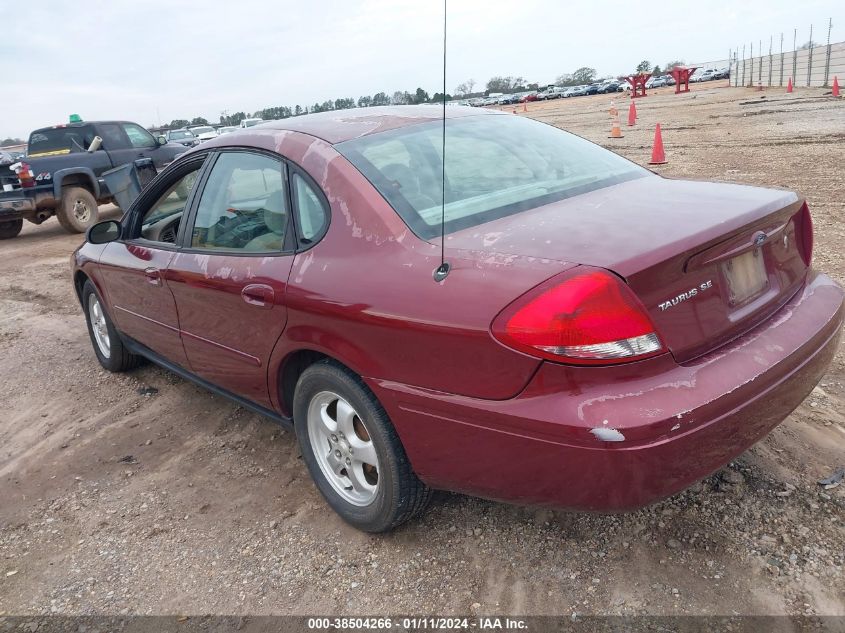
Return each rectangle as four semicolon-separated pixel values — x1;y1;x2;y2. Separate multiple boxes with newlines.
169;130;194;139
336;115;648;239
28;126;95;156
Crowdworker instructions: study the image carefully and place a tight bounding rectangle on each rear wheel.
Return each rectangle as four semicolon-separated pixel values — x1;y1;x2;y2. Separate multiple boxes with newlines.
294;361;431;532
82;280;141;372
57;187;99;233
0;219;23;239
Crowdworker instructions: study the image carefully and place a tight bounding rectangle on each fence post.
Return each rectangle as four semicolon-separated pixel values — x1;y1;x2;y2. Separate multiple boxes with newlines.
807;24;813;86
750;41;754;85
779;33;784;86
824;17;832;86
768;36;773;86
759;39;763;85
793;29;798;85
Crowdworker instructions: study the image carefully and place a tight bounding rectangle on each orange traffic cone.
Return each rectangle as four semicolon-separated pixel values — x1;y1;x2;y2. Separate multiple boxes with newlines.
608;114;624;138
649;124;667;164
833;76;840;97
522;102;528;112
787;77;793;93
627;101;637;126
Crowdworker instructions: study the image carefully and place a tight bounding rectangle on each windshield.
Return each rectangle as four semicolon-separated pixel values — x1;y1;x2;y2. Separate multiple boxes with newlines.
336;115;649;239
169;130;194;139
28;126;95;156
243;119;262;127
190;126;213;134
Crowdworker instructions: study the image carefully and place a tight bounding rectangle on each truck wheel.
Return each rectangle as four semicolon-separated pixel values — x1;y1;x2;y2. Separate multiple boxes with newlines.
57;187;99;233
0;219;23;239
294;360;432;532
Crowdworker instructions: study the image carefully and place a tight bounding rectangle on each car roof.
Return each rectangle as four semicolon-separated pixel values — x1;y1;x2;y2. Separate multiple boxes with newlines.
257;105;503;144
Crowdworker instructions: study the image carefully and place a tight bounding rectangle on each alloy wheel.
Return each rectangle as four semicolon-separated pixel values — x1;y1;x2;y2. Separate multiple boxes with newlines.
307;391;380;506
88;293;111;358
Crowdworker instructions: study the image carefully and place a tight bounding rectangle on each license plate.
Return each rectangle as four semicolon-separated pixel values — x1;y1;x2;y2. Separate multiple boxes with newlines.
723;249;768;305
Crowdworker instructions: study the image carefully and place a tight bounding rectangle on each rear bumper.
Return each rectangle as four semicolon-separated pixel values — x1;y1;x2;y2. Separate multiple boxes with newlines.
0;197;35;220
369;271;844;511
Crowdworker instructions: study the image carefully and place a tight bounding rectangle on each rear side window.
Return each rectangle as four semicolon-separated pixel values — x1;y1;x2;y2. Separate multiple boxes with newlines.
291;172;328;244
337;115;648;239
189;152;289;253
28;126;95;156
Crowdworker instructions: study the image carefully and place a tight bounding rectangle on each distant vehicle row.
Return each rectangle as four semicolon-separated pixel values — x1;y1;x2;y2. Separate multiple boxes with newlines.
162;119;264;147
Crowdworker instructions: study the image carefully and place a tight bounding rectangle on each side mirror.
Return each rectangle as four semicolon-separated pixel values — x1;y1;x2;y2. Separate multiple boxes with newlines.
87;136;103;152
157;135;167;146
87;220;121;244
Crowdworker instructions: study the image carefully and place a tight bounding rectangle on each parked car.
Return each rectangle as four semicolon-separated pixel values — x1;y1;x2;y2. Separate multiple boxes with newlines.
165;129;200;147
584;84;601;95
565;85;587;97
713;68;730;80
0;119;187;238
597;82;623;94
240;118;264;128
187;125;218;142
0;150;25;165
498;93;520;105
646;76;668;88
71;105;843;532
519;92;539;103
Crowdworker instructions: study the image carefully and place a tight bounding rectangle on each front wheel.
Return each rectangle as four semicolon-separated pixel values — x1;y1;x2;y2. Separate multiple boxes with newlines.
82;280;142;372
57;187;99;233
294;361;431;532
0;219;23;239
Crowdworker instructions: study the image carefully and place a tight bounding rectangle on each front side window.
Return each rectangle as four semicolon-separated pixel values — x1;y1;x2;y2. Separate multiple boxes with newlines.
337;114;649;239
122;123;157;149
138;165;202;243
190;152;288;253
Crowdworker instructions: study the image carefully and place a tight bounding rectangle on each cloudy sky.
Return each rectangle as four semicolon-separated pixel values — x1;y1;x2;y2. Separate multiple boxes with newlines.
2;0;842;138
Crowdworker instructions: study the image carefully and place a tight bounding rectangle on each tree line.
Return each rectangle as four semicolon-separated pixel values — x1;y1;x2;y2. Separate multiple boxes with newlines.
158;87;452;130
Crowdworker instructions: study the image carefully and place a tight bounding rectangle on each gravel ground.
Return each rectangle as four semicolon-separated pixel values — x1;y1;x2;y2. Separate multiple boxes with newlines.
0;83;843;617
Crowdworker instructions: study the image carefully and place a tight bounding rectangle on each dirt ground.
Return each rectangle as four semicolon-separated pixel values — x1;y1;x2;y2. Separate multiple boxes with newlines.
1;83;843;618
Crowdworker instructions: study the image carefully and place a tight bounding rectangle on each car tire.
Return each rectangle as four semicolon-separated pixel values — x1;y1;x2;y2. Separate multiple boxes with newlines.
0;219;23;239
57;186;99;234
81;280;142;372
293;360;432;532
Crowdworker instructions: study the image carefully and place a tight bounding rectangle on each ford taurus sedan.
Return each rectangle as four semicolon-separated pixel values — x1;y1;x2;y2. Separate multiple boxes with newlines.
71;106;844;532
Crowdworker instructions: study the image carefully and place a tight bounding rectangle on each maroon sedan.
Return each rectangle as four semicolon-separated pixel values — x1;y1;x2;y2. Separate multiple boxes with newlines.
72;106;843;532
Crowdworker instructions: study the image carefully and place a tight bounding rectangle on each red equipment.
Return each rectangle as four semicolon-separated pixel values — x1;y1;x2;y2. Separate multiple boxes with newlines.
624;73;649;98
667;66;698;94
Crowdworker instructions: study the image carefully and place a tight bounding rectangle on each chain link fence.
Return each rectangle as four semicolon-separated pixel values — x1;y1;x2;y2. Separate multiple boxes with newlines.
729;21;844;88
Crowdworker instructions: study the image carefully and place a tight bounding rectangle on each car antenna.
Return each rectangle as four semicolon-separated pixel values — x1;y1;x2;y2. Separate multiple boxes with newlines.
433;0;451;283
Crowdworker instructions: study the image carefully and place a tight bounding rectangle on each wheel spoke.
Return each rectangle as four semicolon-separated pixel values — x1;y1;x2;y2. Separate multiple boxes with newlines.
346;462;376;495
349;437;378;466
335;399;356;437
319;404;338;434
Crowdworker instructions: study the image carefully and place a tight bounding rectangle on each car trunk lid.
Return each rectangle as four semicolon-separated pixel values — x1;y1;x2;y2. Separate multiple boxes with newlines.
443;177;811;363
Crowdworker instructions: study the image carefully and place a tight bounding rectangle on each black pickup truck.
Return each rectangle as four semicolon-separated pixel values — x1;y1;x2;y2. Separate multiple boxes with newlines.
0;120;187;239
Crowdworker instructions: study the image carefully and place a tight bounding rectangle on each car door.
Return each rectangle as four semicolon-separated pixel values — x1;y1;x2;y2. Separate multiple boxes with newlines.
97;155;207;368
164;150;295;408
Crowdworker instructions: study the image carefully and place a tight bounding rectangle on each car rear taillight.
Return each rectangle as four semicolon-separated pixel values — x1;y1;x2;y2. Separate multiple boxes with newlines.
13;162;35;188
492;268;664;365
796;201;813;266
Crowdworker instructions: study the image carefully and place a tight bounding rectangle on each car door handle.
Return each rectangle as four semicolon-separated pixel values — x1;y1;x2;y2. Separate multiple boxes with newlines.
241;284;275;308
144;267;162;286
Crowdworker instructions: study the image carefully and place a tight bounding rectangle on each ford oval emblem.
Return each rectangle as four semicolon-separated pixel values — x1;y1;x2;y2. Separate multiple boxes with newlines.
753;232;767;247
